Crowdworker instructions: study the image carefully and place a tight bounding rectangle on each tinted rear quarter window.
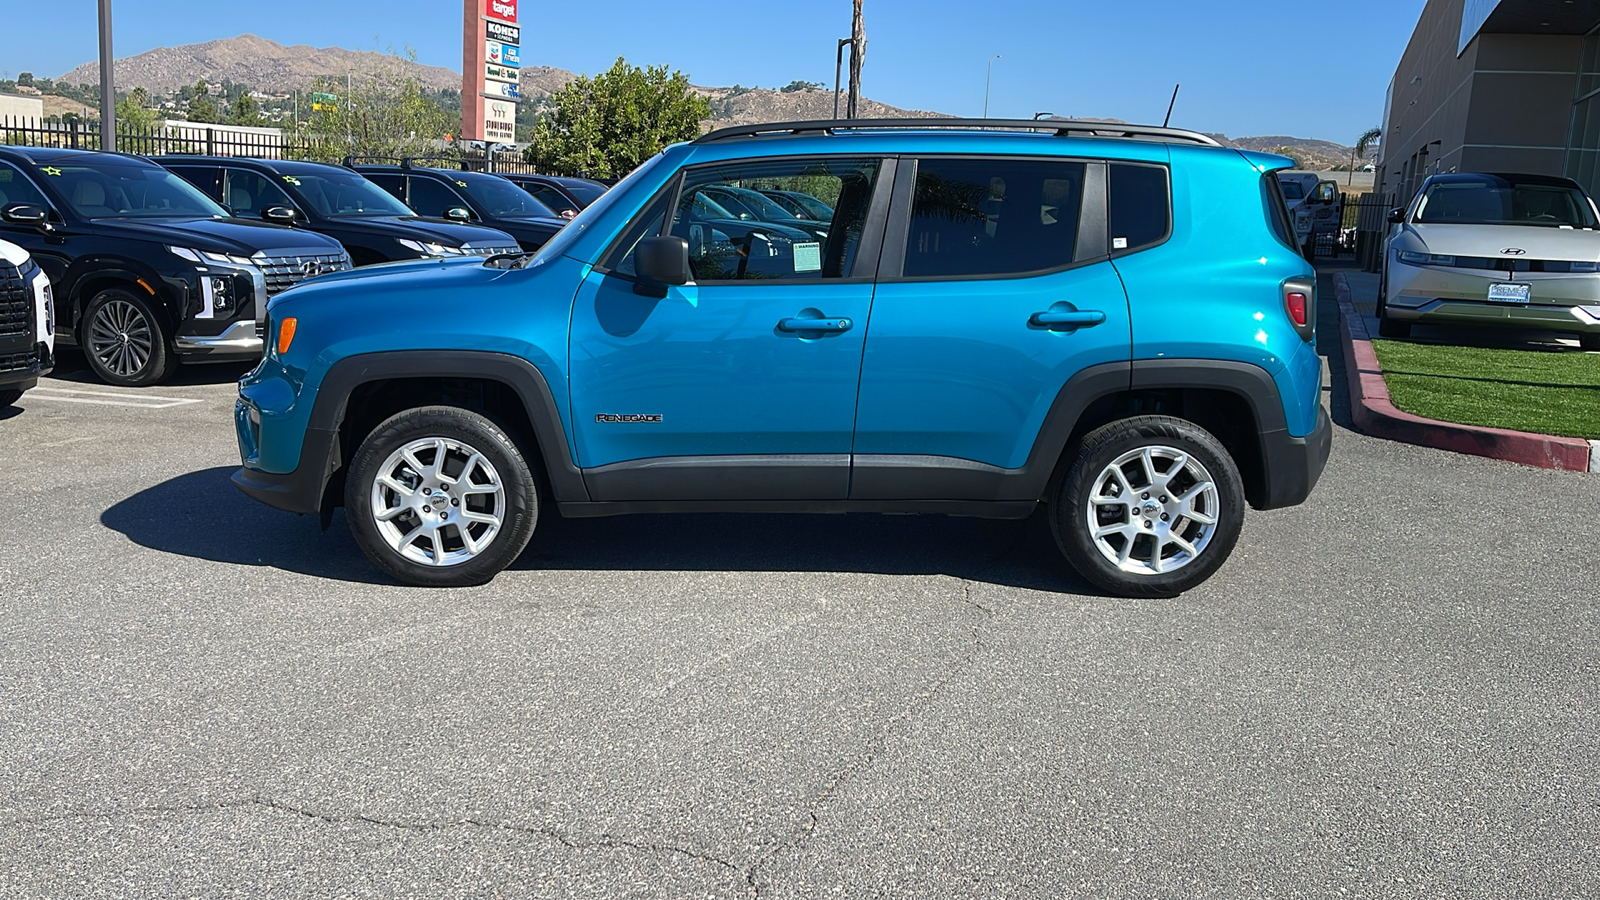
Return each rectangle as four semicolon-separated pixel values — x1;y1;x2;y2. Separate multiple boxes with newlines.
1107;163;1169;252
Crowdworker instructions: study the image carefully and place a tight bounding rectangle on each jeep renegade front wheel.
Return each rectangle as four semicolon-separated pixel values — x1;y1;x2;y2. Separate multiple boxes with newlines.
345;406;538;587
1053;416;1245;598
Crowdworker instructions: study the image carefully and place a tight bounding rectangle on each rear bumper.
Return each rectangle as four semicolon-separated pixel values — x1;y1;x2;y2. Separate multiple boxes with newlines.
1256;404;1332;510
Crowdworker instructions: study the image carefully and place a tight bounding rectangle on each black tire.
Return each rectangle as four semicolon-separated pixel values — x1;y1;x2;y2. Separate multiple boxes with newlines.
1052;416;1246;599
0;387;23;409
1580;333;1600;352
81;288;177;386
345;405;538;587
1376;312;1411;339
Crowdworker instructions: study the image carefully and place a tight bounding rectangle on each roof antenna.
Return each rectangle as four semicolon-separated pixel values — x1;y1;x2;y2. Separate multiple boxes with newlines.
1162;83;1180;128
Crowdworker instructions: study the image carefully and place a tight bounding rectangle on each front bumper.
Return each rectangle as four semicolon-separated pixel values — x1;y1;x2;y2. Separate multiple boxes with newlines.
175;319;264;357
1256;404;1332;511
232;422;339;516
1386;260;1600;333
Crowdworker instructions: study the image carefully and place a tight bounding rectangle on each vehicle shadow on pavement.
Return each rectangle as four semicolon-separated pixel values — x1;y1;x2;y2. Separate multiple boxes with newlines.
48;349;255;387
101;467;1091;592
101;466;388;584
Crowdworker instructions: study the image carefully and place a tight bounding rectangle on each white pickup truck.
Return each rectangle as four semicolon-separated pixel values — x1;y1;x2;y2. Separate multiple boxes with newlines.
1276;172;1340;258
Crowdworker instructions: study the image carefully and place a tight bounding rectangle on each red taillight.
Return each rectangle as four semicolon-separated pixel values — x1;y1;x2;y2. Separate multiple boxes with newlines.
1285;292;1308;327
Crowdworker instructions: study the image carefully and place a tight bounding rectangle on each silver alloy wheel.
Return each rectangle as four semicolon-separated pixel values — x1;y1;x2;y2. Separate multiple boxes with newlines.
369;436;506;567
88;299;154;379
1084;445;1220;576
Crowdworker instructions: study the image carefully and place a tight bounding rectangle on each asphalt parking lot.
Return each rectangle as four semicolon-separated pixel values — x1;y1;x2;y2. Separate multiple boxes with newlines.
3;285;1598;898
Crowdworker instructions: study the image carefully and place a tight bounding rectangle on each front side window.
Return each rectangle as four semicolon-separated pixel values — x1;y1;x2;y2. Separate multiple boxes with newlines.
670;157;882;282
1414;176;1599;228
407;176;470;218
0;162;53;211
903;157;1085;278
1108;163;1170;252
47;162;227;219
223;169;295;219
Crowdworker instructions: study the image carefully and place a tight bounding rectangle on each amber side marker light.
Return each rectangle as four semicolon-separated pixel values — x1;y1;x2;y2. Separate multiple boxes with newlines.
277;317;297;355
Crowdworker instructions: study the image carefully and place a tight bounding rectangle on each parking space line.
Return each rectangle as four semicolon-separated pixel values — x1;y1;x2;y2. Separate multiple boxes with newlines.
28;387;205;409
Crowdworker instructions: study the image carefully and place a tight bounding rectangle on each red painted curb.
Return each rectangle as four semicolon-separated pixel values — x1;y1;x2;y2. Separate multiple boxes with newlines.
1335;272;1593;472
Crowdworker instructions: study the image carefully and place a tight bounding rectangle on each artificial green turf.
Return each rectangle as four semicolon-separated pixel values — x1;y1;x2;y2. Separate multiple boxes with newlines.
1370;340;1600;439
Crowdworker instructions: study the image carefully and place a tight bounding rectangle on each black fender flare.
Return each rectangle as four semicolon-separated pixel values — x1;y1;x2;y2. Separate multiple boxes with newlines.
286;350;588;514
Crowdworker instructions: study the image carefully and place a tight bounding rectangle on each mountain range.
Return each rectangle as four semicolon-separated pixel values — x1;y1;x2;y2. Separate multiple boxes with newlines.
48;35;1354;158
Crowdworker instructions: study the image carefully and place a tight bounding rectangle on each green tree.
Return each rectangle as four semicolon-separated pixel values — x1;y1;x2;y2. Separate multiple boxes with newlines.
186;79;219;123
301;50;451;159
1349;127;1381;185
16;72;33;87
227;93;265;126
117;86;159;131
780;80;823;93
528;57;711;178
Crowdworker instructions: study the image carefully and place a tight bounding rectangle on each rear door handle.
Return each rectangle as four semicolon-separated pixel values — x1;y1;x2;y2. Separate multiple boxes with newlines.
778;316;853;333
1030;310;1106;328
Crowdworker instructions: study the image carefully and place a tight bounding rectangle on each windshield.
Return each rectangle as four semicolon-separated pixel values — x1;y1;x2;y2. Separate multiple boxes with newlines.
281;169;415;218
564;181;607;205
1415;178;1599;228
49;162;227;219
456;174;559;219
1278;180;1306;200
523;152;672;264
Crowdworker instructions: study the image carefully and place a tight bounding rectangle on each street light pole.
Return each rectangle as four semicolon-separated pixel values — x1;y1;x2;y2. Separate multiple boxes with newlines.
983;54;1001;118
98;0;115;150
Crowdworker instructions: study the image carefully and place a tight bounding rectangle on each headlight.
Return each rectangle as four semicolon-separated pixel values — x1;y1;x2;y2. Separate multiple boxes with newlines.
396;239;464;257
1396;250;1457;267
168;246;256;266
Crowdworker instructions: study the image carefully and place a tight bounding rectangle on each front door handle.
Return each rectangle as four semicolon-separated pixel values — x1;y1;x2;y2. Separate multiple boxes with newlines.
778;316;853;333
1030;310;1106;328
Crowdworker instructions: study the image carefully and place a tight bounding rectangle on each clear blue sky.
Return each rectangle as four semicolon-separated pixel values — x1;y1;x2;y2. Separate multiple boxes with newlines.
5;0;1426;143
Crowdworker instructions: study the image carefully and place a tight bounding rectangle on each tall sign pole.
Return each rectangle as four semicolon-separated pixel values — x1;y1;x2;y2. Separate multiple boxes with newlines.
98;0;116;150
463;0;521;158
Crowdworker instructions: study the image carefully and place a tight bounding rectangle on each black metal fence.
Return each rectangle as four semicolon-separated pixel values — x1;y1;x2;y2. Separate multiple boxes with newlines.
0;116;536;174
1306;190;1394;270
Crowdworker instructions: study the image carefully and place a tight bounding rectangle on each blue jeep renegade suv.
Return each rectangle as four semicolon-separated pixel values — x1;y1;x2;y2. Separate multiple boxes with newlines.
232;119;1331;598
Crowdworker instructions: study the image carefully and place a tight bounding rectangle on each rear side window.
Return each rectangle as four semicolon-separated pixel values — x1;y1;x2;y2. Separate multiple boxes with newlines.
1107;163;1169;252
165;165;222;200
903;157;1085;278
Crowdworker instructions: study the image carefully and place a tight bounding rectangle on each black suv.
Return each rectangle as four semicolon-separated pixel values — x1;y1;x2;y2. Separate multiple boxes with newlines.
0;146;351;386
498;173;608;219
160;157;523;267
351;162;567;252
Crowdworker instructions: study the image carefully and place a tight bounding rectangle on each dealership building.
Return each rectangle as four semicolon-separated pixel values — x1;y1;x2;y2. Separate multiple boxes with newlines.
1378;0;1600;205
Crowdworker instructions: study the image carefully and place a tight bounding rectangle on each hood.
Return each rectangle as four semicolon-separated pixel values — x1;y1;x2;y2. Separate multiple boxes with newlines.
487;218;563;242
325;215;521;248
266;254;511;312
92;216;345;256
1408;223;1600;262
495;214;567;229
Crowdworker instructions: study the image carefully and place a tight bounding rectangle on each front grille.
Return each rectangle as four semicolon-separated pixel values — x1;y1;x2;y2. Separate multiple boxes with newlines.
254;251;353;296
461;245;523;258
0;261;30;337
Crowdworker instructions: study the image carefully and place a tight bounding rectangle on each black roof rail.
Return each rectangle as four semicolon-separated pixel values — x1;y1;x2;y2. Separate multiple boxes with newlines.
694;118;1223;148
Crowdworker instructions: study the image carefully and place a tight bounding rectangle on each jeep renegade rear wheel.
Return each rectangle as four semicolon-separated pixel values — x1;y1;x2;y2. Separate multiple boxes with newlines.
346;406;538;587
1053;416;1245;598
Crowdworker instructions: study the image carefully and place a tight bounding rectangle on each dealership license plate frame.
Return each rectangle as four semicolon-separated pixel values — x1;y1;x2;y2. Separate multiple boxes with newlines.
1488;282;1532;304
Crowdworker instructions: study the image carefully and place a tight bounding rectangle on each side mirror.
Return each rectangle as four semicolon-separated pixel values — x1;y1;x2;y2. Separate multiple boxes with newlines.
635;236;691;288
445;207;472;222
263;206;299;224
1387;208;1406;224
1311;182;1339;204
2;203;51;231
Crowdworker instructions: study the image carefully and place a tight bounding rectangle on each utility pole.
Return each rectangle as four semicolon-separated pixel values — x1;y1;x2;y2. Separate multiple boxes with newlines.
983;54;1001;118
847;0;865;119
833;38;851;120
98;0;115;150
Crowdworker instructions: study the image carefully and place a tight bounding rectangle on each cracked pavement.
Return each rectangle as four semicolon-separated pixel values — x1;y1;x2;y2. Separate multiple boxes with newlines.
3;299;1599;897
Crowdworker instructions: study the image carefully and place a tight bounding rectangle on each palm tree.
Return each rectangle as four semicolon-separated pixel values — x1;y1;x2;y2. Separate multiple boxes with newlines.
1349;127;1381;185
